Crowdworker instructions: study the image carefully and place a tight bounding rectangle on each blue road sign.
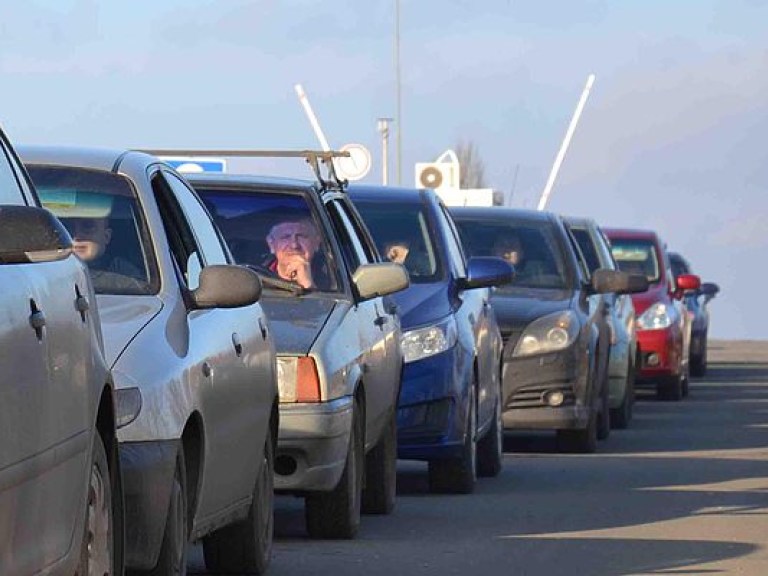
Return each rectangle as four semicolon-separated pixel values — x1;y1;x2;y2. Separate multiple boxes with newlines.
162;157;227;173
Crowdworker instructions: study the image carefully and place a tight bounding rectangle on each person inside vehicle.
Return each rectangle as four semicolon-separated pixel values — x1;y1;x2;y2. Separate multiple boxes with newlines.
265;215;323;289
384;239;410;265
493;234;524;267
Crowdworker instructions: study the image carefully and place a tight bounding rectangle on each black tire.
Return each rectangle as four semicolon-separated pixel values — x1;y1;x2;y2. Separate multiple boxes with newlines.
361;410;397;515
611;360;635;430
78;432;115;576
476;388;503;478
147;447;188;576
690;333;708;377
557;409;598;454
305;398;364;539
657;374;683;401
596;368;611;441
428;385;477;494
203;426;275;574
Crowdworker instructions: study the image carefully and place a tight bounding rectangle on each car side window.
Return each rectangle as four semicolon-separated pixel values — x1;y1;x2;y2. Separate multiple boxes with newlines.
163;172;228;266
569;227;602;274
0;138;26;206
437;203;467;278
327;199;371;273
564;226;590;283
152;172;206;291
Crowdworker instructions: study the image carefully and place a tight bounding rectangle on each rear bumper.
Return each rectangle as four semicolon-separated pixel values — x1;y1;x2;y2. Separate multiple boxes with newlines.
274;396;353;493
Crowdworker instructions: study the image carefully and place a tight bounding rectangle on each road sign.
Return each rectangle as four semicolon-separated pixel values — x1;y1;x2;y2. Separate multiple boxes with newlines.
162;156;227;173
335;143;371;181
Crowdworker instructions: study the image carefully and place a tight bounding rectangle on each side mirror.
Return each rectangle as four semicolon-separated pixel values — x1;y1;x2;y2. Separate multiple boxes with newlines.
353;262;410;300
591;269;649;295
460;257;515;290
700;281;720;303
191;264;262;309
0;205;73;264
675;273;701;299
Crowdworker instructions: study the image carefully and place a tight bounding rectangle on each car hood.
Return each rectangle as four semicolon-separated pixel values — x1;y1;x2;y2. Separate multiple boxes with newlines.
630;282;669;315
261;295;336;355
490;287;574;333
96;295;164;369
390;283;452;330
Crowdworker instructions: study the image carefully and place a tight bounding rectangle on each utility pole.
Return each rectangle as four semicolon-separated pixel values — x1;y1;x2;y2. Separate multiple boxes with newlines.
377;118;393;185
394;0;402;185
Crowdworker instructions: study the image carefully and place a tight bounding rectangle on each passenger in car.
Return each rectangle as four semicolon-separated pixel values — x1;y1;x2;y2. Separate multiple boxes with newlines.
265;215;322;289
493;234;524;266
383;239;410;265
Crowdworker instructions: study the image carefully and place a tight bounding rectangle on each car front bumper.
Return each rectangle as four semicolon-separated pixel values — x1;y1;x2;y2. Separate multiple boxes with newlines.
636;327;681;383
500;343;593;431
119;439;180;571
274;396;353;493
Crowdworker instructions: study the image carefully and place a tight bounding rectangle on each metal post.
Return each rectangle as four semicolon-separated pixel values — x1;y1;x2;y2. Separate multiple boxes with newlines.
377;118;393;185
394;0;402;185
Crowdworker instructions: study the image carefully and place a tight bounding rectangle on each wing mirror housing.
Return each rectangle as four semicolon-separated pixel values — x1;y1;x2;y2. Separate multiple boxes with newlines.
699;281;720;303
353;262;410;300
459;257;515;290
0;205;73;264
674;273;701;299
191;264;262;309
591;269;649;295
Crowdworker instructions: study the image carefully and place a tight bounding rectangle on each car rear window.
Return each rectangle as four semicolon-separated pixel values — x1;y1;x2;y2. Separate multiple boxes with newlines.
352;198;443;283
453;216;569;290
28;165;158;296
609;239;660;283
194;187;341;293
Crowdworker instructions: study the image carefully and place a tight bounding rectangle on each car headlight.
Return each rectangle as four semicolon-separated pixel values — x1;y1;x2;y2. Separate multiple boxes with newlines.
276;356;322;403
401;316;458;364
637;302;673;330
513;310;579;358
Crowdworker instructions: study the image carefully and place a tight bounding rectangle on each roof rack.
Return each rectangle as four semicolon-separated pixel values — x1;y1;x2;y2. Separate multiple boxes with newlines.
138;149;351;192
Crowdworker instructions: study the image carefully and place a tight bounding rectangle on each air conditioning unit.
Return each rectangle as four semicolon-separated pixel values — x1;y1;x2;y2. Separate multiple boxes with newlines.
415;162;460;191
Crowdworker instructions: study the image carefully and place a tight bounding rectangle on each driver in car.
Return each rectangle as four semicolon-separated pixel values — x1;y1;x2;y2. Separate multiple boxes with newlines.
266;216;322;289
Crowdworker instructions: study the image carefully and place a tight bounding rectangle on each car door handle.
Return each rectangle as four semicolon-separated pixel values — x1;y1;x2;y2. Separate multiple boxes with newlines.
232;333;243;357
374;316;388;327
29;304;46;340
258;318;268;340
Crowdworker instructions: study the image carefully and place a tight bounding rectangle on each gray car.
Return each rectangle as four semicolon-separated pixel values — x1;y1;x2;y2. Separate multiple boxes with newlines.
0;132;122;575
188;173;409;539
565;217;643;429
23;146;279;575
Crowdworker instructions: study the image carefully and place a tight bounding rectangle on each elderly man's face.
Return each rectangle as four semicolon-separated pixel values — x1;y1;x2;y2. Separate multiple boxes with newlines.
267;220;320;262
69;218;112;262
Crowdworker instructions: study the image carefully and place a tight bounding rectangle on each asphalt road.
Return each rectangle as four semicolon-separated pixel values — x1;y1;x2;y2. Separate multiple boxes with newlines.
189;339;768;575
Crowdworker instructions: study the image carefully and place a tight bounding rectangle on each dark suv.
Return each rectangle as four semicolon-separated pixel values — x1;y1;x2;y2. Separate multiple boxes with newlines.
452;207;644;453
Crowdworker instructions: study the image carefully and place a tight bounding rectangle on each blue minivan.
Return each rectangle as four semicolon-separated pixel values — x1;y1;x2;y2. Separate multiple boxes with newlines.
350;186;513;493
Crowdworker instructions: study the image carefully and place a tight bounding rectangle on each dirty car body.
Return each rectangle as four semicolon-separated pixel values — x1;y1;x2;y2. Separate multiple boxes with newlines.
23;146;278;571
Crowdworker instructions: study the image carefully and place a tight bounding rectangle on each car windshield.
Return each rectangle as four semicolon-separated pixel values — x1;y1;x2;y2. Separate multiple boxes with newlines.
193;187;340;293
28;165;157;295
453;216;569;289
352;198;442;283
610;239;661;283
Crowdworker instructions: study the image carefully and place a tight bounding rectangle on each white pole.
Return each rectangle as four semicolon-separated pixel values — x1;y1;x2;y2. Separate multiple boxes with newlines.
537;74;595;211
294;84;331;152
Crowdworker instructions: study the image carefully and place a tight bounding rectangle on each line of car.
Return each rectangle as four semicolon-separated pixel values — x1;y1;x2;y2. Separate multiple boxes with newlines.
0;124;718;575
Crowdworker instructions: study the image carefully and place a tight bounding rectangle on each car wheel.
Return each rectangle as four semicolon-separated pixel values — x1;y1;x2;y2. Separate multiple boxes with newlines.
428;384;477;494
476;386;503;478
557;408;598;454
361;409;397;515
657;374;683;401
77;433;115;576
148;447;188;576
203;425;275;574
690;332;708;377
611;358;635;430
596;368;611;441
305;398;363;539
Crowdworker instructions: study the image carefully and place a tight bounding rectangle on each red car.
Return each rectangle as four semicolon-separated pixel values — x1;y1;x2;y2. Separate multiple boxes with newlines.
603;228;700;400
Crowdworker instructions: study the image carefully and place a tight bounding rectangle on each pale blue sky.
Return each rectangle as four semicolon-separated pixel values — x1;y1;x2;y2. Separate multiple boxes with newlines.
1;0;765;338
